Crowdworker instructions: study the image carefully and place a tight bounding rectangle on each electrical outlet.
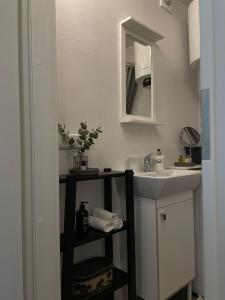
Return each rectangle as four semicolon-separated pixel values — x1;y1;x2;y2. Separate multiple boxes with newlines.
160;0;173;14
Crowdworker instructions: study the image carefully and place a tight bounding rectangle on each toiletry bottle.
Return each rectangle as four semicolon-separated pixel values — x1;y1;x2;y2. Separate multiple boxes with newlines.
157;148;162;155
76;202;89;237
178;155;184;163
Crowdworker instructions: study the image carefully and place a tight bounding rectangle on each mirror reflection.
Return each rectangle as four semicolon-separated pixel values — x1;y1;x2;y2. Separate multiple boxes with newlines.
180;127;200;147
126;34;152;118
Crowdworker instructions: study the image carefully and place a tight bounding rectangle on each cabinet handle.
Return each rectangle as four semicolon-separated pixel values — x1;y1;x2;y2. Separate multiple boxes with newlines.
160;213;167;221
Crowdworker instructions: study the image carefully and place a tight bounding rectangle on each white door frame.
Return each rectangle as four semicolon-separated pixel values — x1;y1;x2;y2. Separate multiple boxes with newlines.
19;0;61;299
200;0;225;299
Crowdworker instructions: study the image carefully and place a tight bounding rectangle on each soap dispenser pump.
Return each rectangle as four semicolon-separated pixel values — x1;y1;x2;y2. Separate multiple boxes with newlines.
76;201;89;237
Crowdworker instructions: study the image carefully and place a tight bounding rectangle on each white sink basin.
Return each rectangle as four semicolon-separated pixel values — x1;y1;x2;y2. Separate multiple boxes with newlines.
134;169;201;199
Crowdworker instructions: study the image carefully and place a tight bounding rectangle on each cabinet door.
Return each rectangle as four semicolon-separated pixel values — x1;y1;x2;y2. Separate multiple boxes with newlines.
157;199;195;300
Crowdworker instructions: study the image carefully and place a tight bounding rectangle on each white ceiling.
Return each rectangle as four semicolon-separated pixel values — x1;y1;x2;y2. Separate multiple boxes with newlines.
177;0;193;6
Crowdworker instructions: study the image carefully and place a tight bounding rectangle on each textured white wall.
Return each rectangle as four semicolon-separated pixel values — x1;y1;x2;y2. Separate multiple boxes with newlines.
56;0;199;173
0;1;23;299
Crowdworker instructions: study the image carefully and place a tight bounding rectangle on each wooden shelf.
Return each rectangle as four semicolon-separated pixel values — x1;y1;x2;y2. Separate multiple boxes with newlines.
72;268;128;300
60;222;127;251
59;171;127;184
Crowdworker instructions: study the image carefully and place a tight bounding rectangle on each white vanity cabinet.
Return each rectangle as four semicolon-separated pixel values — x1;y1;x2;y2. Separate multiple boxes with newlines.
135;190;195;300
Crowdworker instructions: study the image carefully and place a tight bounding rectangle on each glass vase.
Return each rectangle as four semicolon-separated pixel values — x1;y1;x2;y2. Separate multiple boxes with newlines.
73;155;88;169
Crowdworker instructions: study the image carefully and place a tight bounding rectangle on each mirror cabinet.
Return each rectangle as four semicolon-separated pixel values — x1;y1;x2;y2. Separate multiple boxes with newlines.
120;17;164;125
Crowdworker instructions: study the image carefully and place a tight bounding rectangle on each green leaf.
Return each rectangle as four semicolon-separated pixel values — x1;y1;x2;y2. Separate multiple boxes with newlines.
80;122;87;130
68;138;75;145
78;128;83;135
58;122;102;155
93;132;98;139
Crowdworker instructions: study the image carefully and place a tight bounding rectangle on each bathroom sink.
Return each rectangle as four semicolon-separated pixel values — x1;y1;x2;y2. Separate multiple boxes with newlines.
134;169;201;199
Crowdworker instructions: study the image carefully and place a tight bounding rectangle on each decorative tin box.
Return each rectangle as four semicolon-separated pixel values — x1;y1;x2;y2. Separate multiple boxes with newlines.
72;257;113;299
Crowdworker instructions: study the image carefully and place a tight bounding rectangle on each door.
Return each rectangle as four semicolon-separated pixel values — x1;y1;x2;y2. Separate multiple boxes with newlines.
157;199;195;300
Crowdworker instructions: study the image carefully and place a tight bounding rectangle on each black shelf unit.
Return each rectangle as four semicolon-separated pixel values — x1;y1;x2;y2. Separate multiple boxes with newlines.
60;169;136;300
60;221;127;251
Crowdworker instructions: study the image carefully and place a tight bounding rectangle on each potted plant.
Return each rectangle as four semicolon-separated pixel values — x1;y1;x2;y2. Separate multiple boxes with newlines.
58;122;103;171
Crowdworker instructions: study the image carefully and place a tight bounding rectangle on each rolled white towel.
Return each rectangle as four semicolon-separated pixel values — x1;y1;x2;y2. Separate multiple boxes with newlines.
93;208;118;222
88;216;114;233
113;218;123;230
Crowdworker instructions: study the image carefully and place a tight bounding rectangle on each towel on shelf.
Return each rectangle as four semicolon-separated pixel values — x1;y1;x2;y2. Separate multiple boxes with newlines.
113;218;123;230
93;208;117;222
88;216;114;233
93;208;123;230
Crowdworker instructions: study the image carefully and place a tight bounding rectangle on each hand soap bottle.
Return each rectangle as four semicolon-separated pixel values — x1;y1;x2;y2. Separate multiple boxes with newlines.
76;201;89;237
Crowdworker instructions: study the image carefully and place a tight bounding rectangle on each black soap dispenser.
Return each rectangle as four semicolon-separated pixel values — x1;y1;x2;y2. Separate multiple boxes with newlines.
76;201;89;237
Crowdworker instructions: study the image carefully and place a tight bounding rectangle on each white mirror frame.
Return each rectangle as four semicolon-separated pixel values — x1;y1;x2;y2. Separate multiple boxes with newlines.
119;17;164;125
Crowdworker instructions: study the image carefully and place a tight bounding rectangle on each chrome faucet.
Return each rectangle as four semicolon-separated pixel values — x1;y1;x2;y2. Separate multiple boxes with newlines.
144;154;163;172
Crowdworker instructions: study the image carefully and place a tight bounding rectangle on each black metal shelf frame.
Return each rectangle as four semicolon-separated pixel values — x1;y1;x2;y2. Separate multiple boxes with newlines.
60;170;136;300
60;221;127;251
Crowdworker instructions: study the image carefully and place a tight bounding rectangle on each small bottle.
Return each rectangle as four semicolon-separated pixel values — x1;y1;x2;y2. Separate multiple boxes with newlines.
81;159;87;171
76;202;89;237
178;155;184;163
157;148;162;155
185;155;192;164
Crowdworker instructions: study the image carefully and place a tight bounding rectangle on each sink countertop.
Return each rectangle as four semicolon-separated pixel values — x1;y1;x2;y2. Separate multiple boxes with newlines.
134;169;202;178
134;169;201;199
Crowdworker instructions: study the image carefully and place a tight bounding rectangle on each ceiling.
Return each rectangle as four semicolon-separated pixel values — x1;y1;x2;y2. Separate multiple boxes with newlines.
177;0;193;6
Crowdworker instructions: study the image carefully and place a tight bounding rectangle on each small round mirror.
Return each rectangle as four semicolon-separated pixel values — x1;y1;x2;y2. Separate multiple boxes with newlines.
180;127;200;147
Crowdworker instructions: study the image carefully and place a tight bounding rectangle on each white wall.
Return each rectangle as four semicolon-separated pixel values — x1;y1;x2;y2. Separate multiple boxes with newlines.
56;0;199;173
0;1;23;299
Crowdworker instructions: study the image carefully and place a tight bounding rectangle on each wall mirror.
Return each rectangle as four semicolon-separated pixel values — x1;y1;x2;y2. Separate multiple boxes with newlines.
180;127;200;147
120;17;164;125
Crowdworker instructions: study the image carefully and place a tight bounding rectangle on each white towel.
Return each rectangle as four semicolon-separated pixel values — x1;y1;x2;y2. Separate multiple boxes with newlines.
93;208;123;230
88;216;114;233
113;218;123;230
93;208;117;222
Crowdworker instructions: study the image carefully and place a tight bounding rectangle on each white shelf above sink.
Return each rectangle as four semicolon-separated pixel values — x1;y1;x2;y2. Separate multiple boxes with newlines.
120;115;165;126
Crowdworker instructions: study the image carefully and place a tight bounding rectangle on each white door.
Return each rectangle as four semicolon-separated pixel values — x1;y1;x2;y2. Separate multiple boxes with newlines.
157;200;195;300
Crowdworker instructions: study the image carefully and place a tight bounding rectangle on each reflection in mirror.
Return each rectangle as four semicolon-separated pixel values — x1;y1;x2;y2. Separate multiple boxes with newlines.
126;34;152;118
180;127;200;147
